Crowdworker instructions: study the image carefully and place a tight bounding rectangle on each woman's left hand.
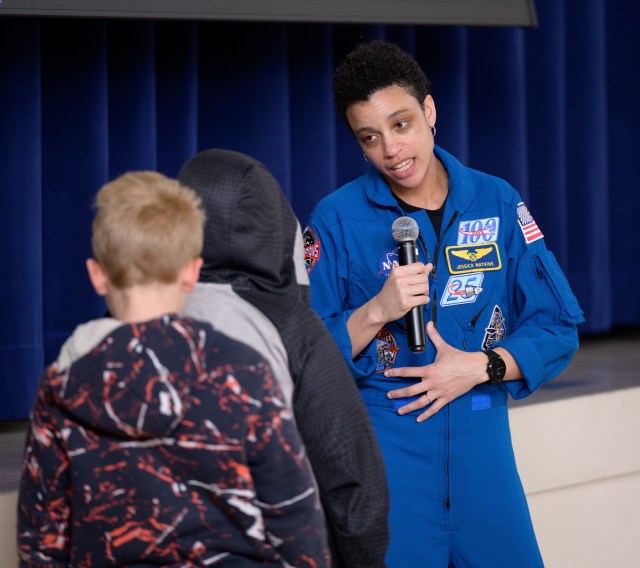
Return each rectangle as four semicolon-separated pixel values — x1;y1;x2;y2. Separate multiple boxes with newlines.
385;321;488;422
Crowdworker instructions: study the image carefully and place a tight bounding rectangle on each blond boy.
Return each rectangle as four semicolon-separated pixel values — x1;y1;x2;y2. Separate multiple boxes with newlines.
17;172;329;567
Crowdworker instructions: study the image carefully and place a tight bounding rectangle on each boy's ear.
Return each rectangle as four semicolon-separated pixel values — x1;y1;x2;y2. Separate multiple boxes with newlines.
181;257;203;293
86;258;110;297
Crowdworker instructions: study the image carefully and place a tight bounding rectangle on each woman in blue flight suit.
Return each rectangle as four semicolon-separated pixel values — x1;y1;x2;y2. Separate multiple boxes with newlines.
304;41;584;567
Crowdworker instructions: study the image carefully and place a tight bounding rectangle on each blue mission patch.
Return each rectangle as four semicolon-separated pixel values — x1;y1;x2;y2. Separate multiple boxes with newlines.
457;216;500;245
440;272;484;307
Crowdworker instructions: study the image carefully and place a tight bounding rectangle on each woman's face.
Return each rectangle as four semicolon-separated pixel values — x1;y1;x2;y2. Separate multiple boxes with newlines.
346;84;437;198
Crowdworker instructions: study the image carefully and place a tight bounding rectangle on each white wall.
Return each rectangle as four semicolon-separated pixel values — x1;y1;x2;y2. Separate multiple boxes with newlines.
511;387;640;567
0;492;18;568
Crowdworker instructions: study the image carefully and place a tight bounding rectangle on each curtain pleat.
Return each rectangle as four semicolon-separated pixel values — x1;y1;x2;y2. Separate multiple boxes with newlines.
525;0;569;266
468;28;529;196
197;22;292;193
288;25;337;223
1;1;638;418
41;19;110;367
606;0;640;327
565;0;611;331
0;18;43;419
107;20;158;177
156;21;199;176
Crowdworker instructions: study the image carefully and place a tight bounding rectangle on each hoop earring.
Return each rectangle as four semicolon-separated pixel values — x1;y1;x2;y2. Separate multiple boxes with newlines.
431;126;437;138
363;153;369;162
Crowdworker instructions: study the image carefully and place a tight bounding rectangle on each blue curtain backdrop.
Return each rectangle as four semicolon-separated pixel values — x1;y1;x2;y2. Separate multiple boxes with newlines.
1;0;638;419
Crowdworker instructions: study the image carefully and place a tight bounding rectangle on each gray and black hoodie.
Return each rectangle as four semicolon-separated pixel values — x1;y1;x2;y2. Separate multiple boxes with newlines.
178;149;390;568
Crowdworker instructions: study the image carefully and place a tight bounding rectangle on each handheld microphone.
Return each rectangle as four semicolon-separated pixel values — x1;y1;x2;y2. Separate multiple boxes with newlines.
391;216;426;353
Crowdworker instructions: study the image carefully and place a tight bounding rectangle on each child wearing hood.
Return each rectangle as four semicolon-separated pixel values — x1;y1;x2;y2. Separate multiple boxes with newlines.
178;150;390;568
17;171;330;567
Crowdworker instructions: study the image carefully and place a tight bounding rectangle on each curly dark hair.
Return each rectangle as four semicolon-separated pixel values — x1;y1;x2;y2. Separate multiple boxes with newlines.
332;40;432;124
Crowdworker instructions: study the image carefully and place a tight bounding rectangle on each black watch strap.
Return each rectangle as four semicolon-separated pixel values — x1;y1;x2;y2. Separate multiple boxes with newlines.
484;349;506;384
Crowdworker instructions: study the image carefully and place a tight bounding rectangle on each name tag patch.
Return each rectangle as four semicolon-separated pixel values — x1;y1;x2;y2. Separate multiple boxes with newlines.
440;272;484;307
445;242;502;274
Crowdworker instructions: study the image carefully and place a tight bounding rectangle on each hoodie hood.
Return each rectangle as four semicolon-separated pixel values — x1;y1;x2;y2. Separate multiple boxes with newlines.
56;317;122;372
177;149;309;299
50;315;201;439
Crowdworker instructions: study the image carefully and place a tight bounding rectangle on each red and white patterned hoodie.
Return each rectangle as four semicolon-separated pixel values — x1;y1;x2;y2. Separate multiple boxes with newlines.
17;314;330;567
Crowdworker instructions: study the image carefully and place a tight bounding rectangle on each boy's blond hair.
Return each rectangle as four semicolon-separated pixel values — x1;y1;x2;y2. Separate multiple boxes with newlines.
92;171;206;288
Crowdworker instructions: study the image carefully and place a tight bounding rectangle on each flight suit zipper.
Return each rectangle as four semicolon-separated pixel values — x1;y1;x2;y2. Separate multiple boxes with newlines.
445;404;451;511
412;208;460;513
424;212;459;513
418;212;459;331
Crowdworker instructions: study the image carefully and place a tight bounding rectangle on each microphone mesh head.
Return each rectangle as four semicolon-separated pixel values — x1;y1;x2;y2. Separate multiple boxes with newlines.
392;216;420;243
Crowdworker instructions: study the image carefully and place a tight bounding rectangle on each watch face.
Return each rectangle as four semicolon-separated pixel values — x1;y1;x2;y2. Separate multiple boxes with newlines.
486;349;506;382
490;358;507;380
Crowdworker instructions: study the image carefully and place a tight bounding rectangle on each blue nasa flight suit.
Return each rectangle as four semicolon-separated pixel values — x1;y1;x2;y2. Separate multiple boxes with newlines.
305;146;584;567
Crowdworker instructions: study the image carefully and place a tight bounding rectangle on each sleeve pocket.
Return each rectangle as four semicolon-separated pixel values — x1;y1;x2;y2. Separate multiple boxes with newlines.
533;252;584;324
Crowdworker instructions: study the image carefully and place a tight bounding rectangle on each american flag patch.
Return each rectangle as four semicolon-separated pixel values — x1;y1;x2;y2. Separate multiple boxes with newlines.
516;202;543;244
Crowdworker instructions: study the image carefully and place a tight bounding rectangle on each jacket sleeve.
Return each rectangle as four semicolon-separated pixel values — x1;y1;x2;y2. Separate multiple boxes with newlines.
293;315;390;568
244;363;331;568
304;216;390;567
305;217;379;378
495;198;585;399
17;371;71;567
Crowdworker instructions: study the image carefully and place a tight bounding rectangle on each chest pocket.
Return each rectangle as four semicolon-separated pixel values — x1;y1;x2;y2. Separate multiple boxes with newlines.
347;263;386;310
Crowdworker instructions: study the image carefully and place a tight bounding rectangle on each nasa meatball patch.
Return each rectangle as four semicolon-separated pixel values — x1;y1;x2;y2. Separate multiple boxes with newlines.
303;226;321;273
377;247;399;278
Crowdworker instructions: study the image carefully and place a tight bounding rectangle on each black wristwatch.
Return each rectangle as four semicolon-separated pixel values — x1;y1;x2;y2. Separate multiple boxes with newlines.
484;349;506;384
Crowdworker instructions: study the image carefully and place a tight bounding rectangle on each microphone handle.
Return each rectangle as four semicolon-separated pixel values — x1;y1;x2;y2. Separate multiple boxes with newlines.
405;304;426;353
397;240;426;353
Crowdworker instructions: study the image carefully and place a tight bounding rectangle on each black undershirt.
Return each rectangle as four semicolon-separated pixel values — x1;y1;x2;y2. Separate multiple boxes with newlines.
393;193;446;238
